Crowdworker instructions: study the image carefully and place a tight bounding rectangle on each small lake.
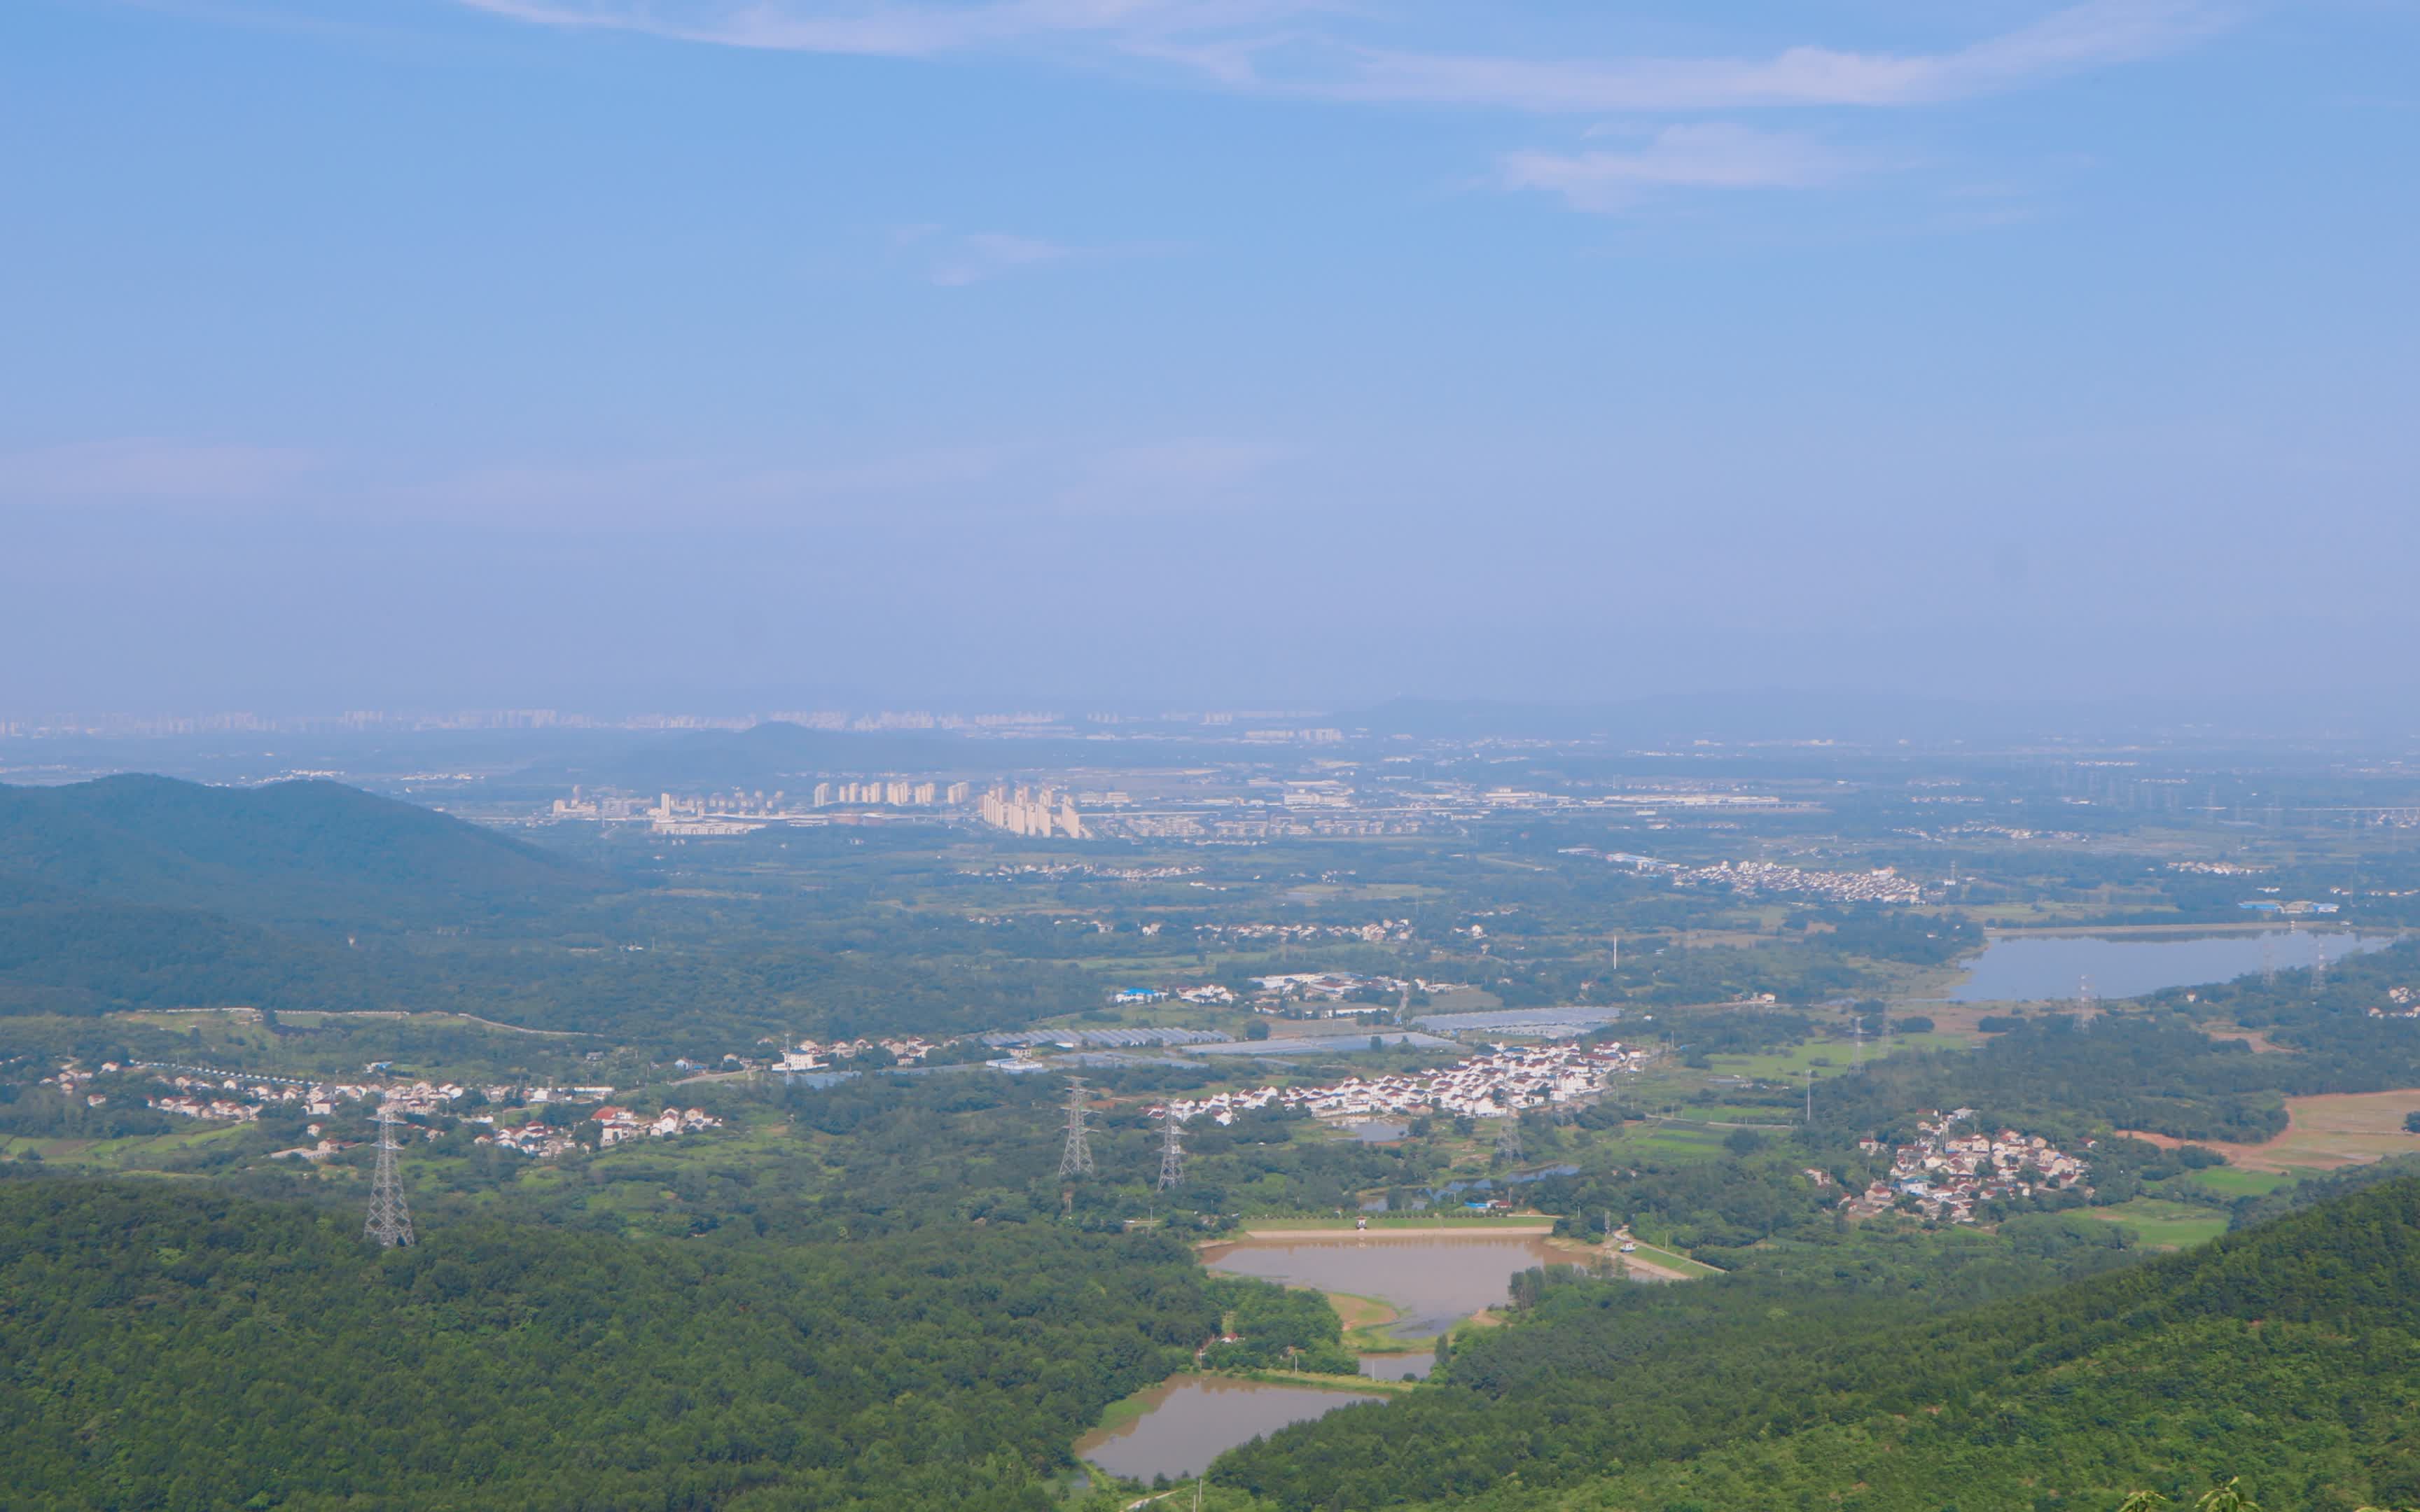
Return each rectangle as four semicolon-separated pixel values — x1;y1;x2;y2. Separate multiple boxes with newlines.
1357;1351;1432;1381
1075;1374;1380;1482
1202;1232;1564;1340
1949;929;2400;1004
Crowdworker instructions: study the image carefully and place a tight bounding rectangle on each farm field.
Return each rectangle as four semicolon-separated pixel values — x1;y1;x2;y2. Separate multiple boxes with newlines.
2129;1089;2420;1172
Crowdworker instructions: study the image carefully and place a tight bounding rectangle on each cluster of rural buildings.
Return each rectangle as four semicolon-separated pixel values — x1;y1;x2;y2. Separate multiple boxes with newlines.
1195;919;1416;945
1840;1110;2091;1223
477;1122;580;1157
777;1035;944;1070
1157;1041;1646;1125
1106;970;1473;1015
592;1105;723;1145
2368;986;2420;1020
29;1057;743;1167
1676;859;1925;905
464;1104;723;1156
1560;850;1924;904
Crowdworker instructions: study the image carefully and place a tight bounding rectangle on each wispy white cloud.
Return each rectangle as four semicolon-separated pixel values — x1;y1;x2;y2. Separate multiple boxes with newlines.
455;0;1317;59
450;0;2226;222
1314;1;2225;113
454;0;2227;113
1501;124;1865;214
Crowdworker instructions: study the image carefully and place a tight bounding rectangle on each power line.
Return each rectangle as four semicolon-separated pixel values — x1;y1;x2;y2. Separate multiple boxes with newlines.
363;1104;415;1248
1057;1076;1095;1179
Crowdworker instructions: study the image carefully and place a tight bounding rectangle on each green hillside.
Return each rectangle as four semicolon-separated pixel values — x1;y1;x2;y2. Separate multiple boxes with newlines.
0;1174;1219;1511
1218;1178;2420;1512
0;775;607;929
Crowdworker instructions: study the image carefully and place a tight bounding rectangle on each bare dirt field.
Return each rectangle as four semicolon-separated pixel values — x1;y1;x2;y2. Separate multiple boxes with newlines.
2199;1023;2293;1054
2123;1089;2420;1172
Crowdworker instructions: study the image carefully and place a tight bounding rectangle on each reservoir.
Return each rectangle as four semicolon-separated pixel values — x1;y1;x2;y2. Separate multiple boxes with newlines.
1202;1231;1564;1340
1075;1374;1380;1482
1949;929;2400;1004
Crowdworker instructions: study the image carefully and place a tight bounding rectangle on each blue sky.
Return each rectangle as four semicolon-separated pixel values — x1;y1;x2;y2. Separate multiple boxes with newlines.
3;0;2416;713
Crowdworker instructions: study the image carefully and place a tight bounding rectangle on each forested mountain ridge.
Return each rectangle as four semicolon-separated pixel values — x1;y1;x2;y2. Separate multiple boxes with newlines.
0;1173;1219;1511
0;775;637;1020
1219;1177;2420;1512
0;775;609;929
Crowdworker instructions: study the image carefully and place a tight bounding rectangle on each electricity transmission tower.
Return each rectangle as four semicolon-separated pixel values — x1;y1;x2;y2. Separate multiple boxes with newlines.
1057;1077;1095;1178
1157;1112;1185;1190
363;1104;415;1248
1496;1112;1523;1161
2262;934;2277;987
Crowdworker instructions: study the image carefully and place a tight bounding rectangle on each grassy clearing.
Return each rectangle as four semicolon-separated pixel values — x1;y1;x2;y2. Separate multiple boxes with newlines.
2181;1166;2292;1198
1232;1367;1413;1396
0;1121;259;1170
1674;1105;1803;1125
1622;1240;1723;1278
1696;1032;1972;1082
2085;1197;2231;1250
1328;1291;1425;1351
1599;1125;1730;1163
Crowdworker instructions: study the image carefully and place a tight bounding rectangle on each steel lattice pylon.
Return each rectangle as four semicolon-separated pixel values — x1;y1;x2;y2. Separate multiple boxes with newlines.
364;1104;415;1248
1057;1076;1094;1179
1157;1111;1184;1190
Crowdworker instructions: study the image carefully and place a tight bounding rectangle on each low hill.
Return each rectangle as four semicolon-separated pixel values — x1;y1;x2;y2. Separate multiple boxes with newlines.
0;775;609;930
1220;1177;2420;1511
0;1175;1218;1511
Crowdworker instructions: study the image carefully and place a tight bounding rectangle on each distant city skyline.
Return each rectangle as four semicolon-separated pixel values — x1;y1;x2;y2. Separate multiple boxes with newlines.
5;1;2416;711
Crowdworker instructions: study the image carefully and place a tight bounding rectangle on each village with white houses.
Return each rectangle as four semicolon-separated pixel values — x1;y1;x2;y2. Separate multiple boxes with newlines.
1837;1109;2092;1224
1111;969;1471;1015
2366;985;2420;1020
774;1035;949;1069
1559;850;1926;905
38;1059;721;1161
1156;1040;1647;1126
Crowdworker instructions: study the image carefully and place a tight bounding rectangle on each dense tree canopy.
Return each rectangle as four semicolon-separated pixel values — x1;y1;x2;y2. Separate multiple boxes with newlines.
0;1175;1226;1511
1217;1177;2420;1512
